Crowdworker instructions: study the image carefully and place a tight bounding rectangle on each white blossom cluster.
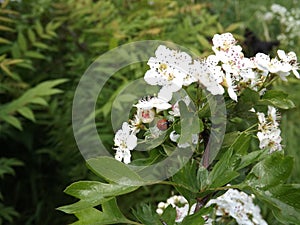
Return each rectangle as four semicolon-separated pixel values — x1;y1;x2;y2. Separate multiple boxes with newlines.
156;189;268;225
113;32;299;164
113;122;137;164
257;106;282;153
113;95;172;164
206;189;268;225
156;195;194;222
263;3;300;46
144;33;299;102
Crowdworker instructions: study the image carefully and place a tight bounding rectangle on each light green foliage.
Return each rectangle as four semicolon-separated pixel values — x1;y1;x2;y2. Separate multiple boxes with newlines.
0;79;67;130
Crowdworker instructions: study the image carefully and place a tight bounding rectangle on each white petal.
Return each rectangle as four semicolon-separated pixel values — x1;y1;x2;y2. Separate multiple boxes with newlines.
228;87;238;102
123;151;131;164
158;86;174;102
144;69;161;86
277;49;286;60
293;69;300;79
170;131;180;142
115;150;123;162
126;134;137;150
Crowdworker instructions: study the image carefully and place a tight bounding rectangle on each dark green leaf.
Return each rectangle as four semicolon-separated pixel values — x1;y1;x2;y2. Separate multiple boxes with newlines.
132;204;161;225
181;210;205;225
160;205;176;225
260;90;295;109
253;187;300;225
229;132;252;155
246;152;293;190
172;160;200;202
208;148;239;188
236;149;268;170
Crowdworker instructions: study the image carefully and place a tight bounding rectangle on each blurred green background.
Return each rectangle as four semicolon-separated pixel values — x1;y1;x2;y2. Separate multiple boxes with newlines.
0;0;299;224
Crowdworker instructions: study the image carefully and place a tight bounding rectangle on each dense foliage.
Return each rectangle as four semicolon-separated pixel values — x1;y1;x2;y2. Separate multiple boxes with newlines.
0;0;299;225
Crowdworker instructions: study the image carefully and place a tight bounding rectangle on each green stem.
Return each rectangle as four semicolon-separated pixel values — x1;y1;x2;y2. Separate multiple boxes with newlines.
244;123;258;134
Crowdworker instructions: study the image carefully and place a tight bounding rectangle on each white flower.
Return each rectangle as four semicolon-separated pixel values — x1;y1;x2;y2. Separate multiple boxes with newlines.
169;131;199;148
257;129;282;153
219;72;238;102
254;53;272;76
254;50;299;81
277;50;299;79
212;33;236;52
256;106;282;153
134;96;172;112
129;114;142;134
190;59;224;95
137;108;155;123
206;189;268;225
133;96;172;123
271;3;287;16
156;195;194;223
114;122;137;164
263;12;274;21
157;189;267;225
144;45;195;101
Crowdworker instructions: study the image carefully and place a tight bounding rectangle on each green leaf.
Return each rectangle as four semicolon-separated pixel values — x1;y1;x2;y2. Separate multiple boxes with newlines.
35;20;44;37
229;132;252;155
29;97;48;106
225;22;243;32
172;160;200;202
181;210;205;225
132;204;161;225
252;186;300;225
0;79;67;129
269;184;300;209
17;106;35;122
260;90;295;109
33;42;49;50
57;181;138;214
245;152;293;190
0;203;19;223
17;32;27;52
236;149;268;170
0;114;22;130
160;205;176;225
0;63;13;77
71;198;131;225
197;34;211;49
87;157;143;185
0;158;23;178
197;165;209;191
27;28;36;43
221;131;241;148
208;148;239;188
178;101;201;145
235;88;260;112
0;25;14;32
64;181;138;199
24;51;46;59
0;37;11;44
